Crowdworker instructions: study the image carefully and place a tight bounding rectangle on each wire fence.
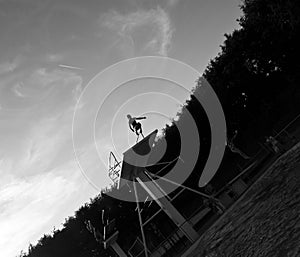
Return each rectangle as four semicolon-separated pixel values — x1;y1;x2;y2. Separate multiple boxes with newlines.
273;112;300;150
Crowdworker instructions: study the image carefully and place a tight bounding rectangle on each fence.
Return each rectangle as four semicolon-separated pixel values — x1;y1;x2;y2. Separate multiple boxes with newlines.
273;112;300;150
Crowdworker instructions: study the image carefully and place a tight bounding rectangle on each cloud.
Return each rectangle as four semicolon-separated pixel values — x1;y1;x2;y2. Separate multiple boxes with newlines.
0;62;16;75
20;116;68;173
58;64;83;70
100;6;173;56
26;68;83;115
12;82;26;98
0;166;81;257
0;67;82;112
167;0;181;7
28;68;81;89
0;67;83;176
0;84;96;255
45;53;64;63
0;58;21;76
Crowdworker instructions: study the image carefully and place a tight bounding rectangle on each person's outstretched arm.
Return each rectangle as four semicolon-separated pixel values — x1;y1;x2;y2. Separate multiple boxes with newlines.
136;116;146;120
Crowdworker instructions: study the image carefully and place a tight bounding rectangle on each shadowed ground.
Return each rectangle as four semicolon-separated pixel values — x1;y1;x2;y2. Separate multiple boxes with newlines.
187;142;300;257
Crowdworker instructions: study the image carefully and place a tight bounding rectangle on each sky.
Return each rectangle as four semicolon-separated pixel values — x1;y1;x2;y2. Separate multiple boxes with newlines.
0;0;242;256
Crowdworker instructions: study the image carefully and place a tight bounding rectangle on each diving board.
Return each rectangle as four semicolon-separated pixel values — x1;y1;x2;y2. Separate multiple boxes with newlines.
118;129;158;189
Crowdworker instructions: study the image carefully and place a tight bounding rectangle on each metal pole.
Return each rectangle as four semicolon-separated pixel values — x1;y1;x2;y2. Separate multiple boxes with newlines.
133;181;149;257
110;243;128;257
136;173;199;243
274;113;300;138
146;171;226;211
146;170;212;199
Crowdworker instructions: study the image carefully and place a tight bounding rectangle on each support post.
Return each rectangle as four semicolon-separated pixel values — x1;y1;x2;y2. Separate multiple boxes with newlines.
110;243;127;257
133;181;149;257
136;171;199;243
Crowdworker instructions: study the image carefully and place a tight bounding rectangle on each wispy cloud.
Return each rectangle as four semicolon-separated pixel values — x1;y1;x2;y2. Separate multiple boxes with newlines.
100;6;173;56
0;166;81;257
166;0;181;7
45;53;64;63
0;62;17;75
19;116;69;174
27;68;81;89
0;68;82;173
0;57;22;76
12;82;26;98
0;63;87;256
58;64;84;70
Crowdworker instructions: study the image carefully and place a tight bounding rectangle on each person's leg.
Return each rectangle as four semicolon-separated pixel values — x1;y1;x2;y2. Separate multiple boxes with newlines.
134;124;139;135
136;123;144;138
139;126;144;138
134;123;140;142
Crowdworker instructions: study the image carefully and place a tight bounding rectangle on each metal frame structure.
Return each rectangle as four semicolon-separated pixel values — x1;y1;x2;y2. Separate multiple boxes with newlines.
105;130;229;256
108;152;122;184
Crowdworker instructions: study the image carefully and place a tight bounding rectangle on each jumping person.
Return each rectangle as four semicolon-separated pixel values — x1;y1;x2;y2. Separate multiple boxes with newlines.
127;114;146;142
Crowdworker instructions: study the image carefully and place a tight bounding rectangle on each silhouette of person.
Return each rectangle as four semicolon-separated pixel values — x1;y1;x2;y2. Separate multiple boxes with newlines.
127;114;146;142
266;136;280;153
227;130;250;159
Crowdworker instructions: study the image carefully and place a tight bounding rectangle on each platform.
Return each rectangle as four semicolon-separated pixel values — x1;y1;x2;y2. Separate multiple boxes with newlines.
118;129;158;189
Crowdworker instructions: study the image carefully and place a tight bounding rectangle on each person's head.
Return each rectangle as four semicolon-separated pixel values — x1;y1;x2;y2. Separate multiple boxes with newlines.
127;114;131;119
